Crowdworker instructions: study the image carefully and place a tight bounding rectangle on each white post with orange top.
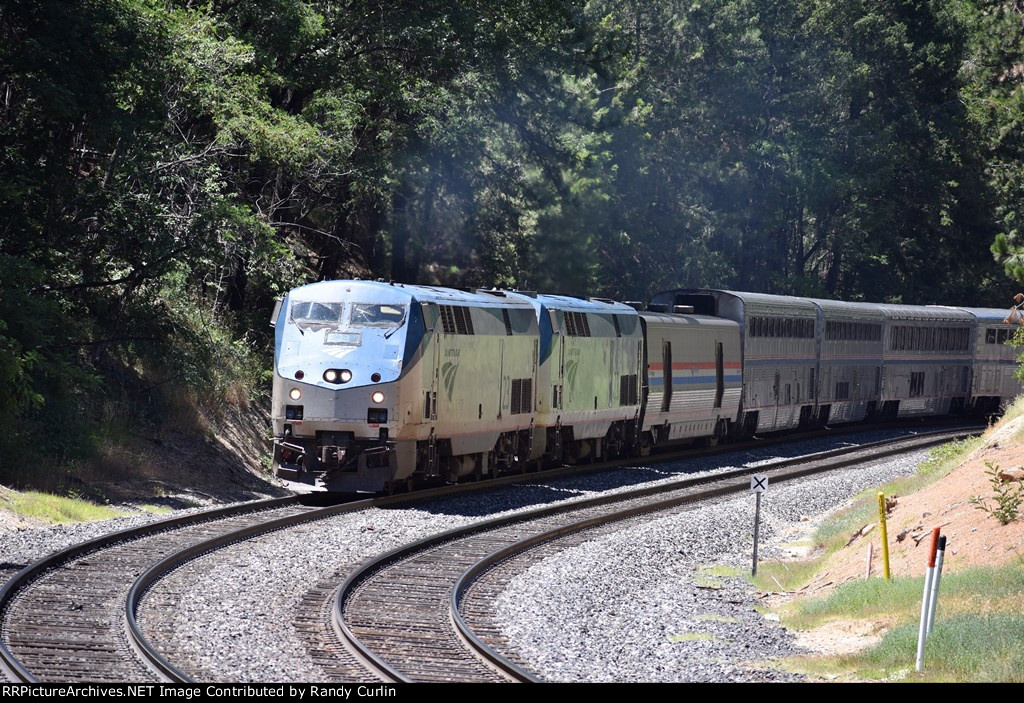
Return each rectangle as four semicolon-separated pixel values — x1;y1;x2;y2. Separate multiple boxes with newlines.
925;535;947;636
915;528;941;672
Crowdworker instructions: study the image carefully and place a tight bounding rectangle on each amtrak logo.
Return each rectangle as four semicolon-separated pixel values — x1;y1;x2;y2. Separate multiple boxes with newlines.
441;361;459;402
565;358;579;393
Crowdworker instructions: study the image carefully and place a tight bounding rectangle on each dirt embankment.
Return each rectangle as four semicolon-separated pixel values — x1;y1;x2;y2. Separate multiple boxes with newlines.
0;395;287;533
805;416;1024;595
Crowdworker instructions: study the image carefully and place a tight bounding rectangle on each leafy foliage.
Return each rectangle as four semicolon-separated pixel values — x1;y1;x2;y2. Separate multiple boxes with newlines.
0;0;1018;485
970;461;1024;525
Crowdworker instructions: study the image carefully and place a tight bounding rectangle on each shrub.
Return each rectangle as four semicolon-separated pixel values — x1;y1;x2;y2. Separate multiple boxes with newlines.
970;461;1023;525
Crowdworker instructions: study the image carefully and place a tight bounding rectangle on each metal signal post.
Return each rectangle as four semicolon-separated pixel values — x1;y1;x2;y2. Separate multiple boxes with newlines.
750;474;768;576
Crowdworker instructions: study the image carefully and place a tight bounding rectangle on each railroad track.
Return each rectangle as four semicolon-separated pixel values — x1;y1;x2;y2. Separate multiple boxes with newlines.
0;423;977;682
334;428;976;683
0;498;309;683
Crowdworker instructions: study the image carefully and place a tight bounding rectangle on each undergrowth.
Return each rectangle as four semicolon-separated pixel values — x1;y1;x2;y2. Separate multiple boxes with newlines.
785;562;1024;681
7;491;127;524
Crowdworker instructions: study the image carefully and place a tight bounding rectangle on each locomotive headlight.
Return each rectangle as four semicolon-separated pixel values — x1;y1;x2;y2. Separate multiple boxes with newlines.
324;369;338;383
289;388;302;401
371;391;385;404
340;369;353;383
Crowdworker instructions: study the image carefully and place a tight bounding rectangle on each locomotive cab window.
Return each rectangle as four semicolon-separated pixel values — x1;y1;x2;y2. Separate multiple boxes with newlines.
350;303;407;327
290;301;343;329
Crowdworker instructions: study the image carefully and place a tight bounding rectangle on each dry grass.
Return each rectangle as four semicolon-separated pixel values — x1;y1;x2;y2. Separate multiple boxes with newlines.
8;491;126;524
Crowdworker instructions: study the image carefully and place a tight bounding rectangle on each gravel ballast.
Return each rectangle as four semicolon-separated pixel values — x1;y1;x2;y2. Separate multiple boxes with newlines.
1;429;948;681
0;502;259;585
494;449;932;682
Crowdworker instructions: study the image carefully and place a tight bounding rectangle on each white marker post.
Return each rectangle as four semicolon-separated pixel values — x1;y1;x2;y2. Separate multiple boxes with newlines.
750;474;768;576
925;536;947;636
915;528;941;672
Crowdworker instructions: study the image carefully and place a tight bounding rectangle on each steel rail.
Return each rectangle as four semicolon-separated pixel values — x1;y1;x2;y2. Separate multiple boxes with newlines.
335;428;976;683
448;428;978;681
0;420;978;683
0;496;302;683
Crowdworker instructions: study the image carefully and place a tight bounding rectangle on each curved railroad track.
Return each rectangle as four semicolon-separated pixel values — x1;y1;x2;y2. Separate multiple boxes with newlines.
0;422;977;683
334;428;976;683
0;497;309;682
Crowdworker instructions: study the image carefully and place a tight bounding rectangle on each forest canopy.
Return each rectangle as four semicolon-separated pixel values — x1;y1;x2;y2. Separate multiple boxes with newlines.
1;0;1022;478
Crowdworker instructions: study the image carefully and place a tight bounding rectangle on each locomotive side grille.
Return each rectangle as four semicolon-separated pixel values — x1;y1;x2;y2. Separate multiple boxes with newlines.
439;305;475;335
564;311;591;337
439;306;457;334
510;378;533;415
619;374;639;406
455;305;474;335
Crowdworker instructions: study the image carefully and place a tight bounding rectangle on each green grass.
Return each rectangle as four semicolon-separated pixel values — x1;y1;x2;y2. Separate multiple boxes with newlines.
8;491;127;524
138;504;173;515
788;563;1024;629
826;614;1024;682
752;555;828;592
669;632;719;643
699;564;743;578
781;562;1024;681
754;413;1024;681
696;614;740;624
997;395;1024;437
790;576;925;628
737;437;981;596
693;575;726;589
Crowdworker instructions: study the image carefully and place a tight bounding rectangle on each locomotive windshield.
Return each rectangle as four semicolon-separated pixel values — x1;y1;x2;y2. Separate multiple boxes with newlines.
350;303;407;327
290;301;343;329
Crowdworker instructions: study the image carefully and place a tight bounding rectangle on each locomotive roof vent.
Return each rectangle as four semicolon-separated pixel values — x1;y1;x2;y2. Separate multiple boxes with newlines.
624;301;646;311
647;303;670;313
513;290;538;298
673;305;695;314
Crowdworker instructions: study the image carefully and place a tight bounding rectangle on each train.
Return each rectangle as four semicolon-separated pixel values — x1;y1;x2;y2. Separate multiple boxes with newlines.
269;281;1023;492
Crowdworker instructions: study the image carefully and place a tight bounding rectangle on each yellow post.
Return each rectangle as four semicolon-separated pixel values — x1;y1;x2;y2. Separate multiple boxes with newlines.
878;492;891;582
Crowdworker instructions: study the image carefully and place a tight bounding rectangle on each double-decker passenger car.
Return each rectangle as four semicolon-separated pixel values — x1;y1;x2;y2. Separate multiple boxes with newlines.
950;307;1024;414
878;305;974;419
809;299;885;425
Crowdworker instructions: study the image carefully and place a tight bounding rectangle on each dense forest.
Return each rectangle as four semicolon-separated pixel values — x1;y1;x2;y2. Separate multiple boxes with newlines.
1;0;1023;486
